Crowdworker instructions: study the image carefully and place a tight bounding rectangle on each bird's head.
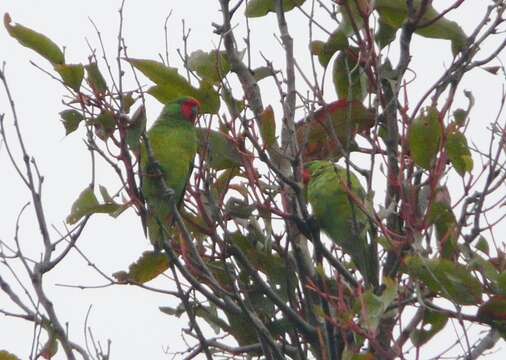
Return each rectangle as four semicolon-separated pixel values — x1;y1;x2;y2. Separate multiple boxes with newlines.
303;161;334;185
180;97;201;124
159;97;201;125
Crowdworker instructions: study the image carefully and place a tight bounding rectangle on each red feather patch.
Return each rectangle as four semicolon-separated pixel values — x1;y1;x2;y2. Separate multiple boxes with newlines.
181;98;201;123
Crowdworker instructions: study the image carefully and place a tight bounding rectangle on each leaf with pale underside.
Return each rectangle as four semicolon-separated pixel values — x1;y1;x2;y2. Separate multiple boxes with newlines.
113;251;170;284
404;256;482;305
4;13;64;64
408;107;441;170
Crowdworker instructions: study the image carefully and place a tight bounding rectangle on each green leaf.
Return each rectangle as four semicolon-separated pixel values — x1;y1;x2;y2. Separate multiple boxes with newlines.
194;304;230;334
211;168;240;203
85;62;108;94
252;66;271;81
296;100;375;161
225;311;258;345
91;111;116;140
357;277;397;331
197;128;242;170
375;19;397;48
316;30;349;67
478;295;506;327
123;92;136;113
428;202;458;258
496;272;506;296
59;109;84;135
453;108;467;127
260;105;277;148
268;318;295;337
245;0;305;17
447;130;473;176
188;50;231;84
126;58;221;114
39;332;58;359
404;256;483;305
410;310;448;346
148;82;219;114
66;187;99;224
476;236;490;256
126;106;147;153
469;256;499;283
0;351;21;360
66;186;122;224
125;58;179;84
375;0;467;55
230;232;293;300
408;107;441;170
54;63;84;92
113;251;169;284
333;47;368;101
4;13;64;64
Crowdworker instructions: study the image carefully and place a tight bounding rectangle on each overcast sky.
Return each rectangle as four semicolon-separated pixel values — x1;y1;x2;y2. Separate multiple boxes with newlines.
1;1;505;359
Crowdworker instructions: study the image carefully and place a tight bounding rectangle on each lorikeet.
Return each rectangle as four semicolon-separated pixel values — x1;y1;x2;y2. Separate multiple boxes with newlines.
141;97;200;246
305;160;377;287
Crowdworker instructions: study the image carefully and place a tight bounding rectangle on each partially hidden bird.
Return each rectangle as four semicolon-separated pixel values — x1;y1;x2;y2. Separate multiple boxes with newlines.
140;97;200;246
305;160;378;287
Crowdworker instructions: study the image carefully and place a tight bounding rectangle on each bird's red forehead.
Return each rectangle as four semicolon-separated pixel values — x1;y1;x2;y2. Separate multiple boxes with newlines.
302;168;311;184
181;98;201;123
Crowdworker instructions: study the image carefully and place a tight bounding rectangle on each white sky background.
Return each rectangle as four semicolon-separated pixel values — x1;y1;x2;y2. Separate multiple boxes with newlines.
0;0;505;359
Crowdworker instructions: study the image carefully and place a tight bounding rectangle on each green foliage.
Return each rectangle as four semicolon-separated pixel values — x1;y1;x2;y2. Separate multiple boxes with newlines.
230;231;293;299
245;0;305;17
39;332;58;359
478;295;506;339
428;202;458;258
375;0;467;54
252;66;271;81
196;128;242;170
408;107;441;169
296;100;375;161
113;251;170;283
259;105;277;149
333;48;368;101
446;130;473;176
404;256;483;305
54;63;84;92
188;50;231;84
453;108;468;127
410;310;448;346
126;105;147;153
4;13;64;64
476;236;490;255
311;31;349;67
59;109;84;135
91;110;116;140
357;278;397;331
0;351;21;360
126;58;220;113
66;186;123;224
85;62;108;94
161;302;230;335
375;20;397;49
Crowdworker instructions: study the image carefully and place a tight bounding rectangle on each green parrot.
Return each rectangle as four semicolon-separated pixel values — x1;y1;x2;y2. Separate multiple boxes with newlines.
141;97;200;246
305;160;377;287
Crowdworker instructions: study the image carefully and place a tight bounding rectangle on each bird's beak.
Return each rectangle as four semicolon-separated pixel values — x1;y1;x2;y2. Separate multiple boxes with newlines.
192;105;199;121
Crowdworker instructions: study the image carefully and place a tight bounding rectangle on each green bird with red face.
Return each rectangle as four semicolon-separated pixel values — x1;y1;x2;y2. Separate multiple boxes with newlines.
141;97;200;246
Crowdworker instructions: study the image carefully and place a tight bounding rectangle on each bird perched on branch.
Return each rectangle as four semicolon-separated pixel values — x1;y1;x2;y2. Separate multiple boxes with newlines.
141;97;200;246
304;160;378;287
